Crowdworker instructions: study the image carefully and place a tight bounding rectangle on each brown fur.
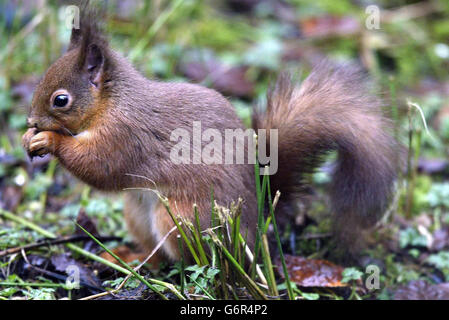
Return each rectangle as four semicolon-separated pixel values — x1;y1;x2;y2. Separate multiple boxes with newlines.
23;7;399;260
254;65;399;233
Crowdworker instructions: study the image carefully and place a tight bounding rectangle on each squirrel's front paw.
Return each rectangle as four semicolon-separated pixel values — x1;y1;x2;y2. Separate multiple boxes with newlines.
28;131;58;158
22;128;37;152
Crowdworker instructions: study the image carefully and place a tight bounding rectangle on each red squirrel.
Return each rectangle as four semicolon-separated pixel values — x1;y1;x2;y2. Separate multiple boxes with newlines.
22;7;398;262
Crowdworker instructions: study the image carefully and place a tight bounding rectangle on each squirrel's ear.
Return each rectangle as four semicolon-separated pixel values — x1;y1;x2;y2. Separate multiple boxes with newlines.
86;44;104;88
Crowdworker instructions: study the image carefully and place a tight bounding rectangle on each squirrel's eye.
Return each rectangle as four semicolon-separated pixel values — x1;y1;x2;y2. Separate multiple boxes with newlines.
53;94;69;108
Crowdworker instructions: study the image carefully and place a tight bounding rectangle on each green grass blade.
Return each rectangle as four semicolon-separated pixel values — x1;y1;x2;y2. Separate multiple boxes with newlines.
266;177;295;300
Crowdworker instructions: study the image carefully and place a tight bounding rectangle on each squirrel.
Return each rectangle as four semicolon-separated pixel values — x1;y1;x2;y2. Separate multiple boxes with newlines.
22;7;398;262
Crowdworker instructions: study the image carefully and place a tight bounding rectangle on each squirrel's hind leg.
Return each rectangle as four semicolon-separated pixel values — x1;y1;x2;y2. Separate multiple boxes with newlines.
100;191;169;268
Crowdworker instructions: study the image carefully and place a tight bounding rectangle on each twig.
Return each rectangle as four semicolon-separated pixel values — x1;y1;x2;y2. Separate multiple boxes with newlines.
0;235;122;257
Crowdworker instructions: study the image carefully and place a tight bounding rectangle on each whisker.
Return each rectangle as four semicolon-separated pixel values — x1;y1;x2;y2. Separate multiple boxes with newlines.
125;173;158;189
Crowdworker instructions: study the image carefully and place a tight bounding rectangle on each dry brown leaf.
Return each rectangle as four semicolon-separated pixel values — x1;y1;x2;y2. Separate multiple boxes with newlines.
300;16;360;39
275;254;347;287
394;280;449;300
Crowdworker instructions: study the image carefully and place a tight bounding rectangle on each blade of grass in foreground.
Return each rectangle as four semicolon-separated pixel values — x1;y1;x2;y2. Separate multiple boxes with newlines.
193;204;209;265
177;235;186;297
251;158;268;279
266;176;295;300
158;195;202;266
208;231;267;300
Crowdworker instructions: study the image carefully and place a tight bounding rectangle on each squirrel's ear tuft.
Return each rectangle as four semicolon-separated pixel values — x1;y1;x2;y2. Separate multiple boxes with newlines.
68;2;109;87
68;27;82;51
68;2;108;52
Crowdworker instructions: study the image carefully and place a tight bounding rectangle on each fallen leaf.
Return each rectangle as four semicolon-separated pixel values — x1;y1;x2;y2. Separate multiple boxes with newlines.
394;280;449;300
275;254;347;287
300;16;360;39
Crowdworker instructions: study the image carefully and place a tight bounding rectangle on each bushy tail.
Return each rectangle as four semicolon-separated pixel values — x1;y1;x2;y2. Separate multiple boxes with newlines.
254;62;399;230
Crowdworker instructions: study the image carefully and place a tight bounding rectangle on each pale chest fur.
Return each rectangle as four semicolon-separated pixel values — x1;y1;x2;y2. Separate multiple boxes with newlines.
123;190;179;260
